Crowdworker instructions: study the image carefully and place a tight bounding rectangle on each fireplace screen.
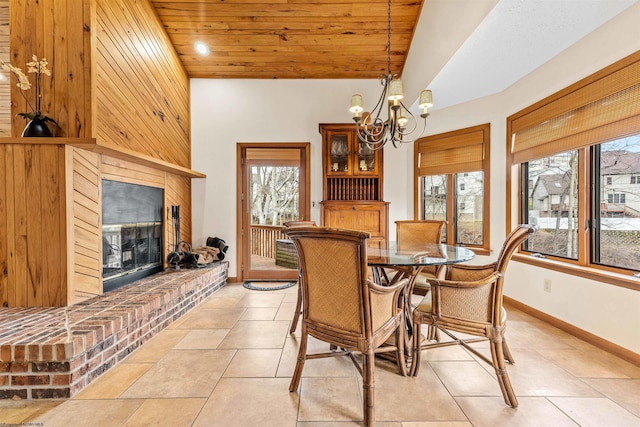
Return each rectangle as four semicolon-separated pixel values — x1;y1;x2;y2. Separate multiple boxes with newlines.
102;180;164;290
102;222;162;280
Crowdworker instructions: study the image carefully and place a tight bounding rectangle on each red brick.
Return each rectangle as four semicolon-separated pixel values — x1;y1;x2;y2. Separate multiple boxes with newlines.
41;344;54;361
0;346;11;362
12;374;50;386
13;345;26;361
52;374;70;386
9;362;29;373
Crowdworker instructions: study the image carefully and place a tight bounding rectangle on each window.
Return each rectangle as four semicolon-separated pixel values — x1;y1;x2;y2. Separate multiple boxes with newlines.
415;124;490;253
508;51;640;288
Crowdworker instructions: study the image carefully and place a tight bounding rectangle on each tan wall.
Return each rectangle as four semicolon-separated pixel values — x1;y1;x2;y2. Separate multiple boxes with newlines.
0;143;68;307
95;0;191;168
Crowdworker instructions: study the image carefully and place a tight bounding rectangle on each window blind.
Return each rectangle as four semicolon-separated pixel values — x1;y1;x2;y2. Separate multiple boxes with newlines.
510;52;640;164
416;124;488;176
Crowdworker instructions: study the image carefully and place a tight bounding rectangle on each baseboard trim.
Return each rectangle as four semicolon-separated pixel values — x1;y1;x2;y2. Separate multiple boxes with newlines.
504;296;640;367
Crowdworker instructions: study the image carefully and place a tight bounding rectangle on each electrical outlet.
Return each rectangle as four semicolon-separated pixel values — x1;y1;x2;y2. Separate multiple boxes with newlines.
543;278;552;293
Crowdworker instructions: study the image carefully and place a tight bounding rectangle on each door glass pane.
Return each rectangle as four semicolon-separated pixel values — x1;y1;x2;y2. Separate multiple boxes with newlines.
249;165;300;271
421;175;447;241
455;171;483;245
524;150;579;259
594;135;640;270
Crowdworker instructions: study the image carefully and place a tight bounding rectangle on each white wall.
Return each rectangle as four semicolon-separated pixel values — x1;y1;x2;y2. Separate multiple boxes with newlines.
410;3;640;354
191;79;385;277
191;3;640;354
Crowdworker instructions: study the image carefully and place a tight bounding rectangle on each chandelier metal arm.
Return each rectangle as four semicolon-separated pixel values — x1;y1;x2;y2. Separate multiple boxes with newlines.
349;0;432;150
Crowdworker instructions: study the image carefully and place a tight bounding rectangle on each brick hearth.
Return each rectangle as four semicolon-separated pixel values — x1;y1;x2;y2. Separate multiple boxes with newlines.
0;263;228;399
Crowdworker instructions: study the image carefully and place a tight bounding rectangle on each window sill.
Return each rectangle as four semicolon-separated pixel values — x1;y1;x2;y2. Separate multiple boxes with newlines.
513;253;640;291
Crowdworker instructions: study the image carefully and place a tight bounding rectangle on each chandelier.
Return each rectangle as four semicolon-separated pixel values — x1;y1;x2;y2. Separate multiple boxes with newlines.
349;0;433;150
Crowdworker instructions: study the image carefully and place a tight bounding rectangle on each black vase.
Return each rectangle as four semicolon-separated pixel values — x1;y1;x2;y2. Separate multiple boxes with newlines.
22;117;53;137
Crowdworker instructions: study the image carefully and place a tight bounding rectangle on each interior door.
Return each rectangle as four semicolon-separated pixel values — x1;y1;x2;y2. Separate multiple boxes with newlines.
238;143;310;281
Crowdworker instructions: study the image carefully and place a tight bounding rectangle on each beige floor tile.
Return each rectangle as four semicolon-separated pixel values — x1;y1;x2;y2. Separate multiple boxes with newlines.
236;292;286;308
492;348;602;397
429;361;502;397
0;400;63;424
536;347;640;378
583;378;640;417
283;288;300;303
297;377;363;422
413;342;475;362
207;283;250;298
34;399;144;427
298;422;400;427
122;329;190;363
277;336;359;378
193;378;299;427
275;301;297;321
455;396;578;427
219;319;289;349
172;307;246;329
120;349;235;398
199;296;242;308
223;348;283;377
174;328;230;349
401;423;473;427
122;398;206;427
240;306;279;320
374;363;467;422
549;397;640;427
74;363;153;399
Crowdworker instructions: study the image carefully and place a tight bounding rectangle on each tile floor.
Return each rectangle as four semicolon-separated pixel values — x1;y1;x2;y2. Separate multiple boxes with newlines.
1;281;639;426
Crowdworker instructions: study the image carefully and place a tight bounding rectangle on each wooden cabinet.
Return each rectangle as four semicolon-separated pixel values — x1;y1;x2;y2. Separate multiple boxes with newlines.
321;200;389;246
319;123;388;244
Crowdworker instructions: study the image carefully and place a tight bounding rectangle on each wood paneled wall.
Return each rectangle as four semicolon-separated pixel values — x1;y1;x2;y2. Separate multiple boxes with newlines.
1;0;195;307
68;147;101;303
9;0;91;138
95;0;190;168
0;1;9;137
0;143;67;307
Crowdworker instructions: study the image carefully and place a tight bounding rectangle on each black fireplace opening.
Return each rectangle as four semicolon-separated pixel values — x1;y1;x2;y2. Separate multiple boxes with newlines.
102;180;164;293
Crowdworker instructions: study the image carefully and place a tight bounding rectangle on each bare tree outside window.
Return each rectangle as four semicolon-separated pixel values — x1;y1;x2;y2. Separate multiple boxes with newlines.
524;150;579;259
250;166;300;226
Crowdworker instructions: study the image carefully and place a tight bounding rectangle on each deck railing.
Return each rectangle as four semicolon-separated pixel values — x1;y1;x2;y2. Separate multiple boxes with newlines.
250;224;286;258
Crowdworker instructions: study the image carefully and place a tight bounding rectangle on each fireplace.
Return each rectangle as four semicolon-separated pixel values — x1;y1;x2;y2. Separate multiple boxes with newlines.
102;180;164;292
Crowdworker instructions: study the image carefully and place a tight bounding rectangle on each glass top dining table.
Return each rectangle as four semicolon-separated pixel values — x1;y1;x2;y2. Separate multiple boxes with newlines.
367;242;475;270
366;242;476;365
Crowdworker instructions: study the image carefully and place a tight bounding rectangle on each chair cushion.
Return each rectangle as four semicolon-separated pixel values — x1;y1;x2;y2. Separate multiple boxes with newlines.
415;294;432;313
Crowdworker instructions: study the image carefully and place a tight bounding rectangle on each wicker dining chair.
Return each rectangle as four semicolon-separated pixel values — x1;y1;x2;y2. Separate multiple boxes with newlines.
409;224;538;408
393;220;446;296
282;220;317;334
284;226;409;427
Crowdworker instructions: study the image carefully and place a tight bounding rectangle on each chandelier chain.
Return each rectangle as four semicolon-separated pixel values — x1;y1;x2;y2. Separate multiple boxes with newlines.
387;0;391;75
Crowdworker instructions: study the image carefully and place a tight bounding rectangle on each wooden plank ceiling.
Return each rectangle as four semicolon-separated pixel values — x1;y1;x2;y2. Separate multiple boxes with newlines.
150;0;424;79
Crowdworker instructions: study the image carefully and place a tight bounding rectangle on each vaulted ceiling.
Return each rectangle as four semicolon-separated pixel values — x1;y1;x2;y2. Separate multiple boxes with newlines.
150;0;423;79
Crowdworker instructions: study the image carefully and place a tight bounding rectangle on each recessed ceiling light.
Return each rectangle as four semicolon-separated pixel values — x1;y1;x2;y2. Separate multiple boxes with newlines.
194;41;210;56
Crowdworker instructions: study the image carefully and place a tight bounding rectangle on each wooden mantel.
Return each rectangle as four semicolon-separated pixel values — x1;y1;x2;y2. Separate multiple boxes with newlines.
0;138;206;179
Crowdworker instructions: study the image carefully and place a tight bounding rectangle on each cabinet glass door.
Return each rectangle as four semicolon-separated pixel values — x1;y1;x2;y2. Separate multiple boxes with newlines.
356;140;377;174
328;133;351;174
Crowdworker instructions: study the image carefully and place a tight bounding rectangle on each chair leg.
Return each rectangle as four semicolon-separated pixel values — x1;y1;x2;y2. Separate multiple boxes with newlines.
489;337;518;408
502;337;515;364
395;319;407;377
289;323;308;392
409;316;422;376
362;351;375;427
289;281;302;334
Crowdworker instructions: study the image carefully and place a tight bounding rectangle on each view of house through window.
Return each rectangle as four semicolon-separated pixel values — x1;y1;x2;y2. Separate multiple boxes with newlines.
523;150;579;260
594;135;640;271
416;123;489;252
